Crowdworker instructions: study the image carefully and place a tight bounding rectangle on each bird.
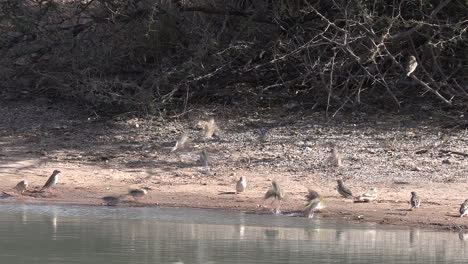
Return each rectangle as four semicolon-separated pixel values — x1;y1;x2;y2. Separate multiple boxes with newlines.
264;181;286;201
336;180;353;198
128;187;151;201
102;195;126;206
460;199;468;217
171;132;189;152
203;118;219;139
406;55;418;76
355;188;378;203
14;180;28;194
303;189;324;218
264;181;286;214
236;176;247;194
410;191;421;209
330;147;343;167
200;150;209;168
41;170;61;191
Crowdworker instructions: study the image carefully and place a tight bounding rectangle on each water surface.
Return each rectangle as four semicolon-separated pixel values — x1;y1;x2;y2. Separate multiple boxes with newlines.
0;203;466;263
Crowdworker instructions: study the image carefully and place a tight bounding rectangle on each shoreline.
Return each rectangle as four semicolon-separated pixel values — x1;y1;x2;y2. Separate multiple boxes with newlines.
2;186;467;232
0;101;467;233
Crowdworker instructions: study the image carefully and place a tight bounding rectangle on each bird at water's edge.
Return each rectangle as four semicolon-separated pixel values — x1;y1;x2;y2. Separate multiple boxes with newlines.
355;188;378;203
236;176;247;194
303;189;323;218
410;191;421;209
460;199;468;217
128;187;151;201
336;180;353;198
264;181;286;214
41;170;61;191
14;180;28;194
102;194;126;206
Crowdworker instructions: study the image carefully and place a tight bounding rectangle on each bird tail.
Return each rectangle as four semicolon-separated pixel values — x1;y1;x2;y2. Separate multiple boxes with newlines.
264;181;283;200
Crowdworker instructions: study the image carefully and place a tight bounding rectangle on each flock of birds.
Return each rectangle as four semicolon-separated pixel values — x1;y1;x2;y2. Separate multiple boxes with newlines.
10;170;152;206
6;117;468;220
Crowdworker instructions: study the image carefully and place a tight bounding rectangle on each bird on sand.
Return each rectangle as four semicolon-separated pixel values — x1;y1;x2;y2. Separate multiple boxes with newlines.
200;150;208;168
336;179;353;198
264;181;286;214
14;180;28;194
236;176;247;194
102;194;126;206
459;199;468;217
41;170;61;192
355;188;378;203
406;55;418;76
128;187;151;201
410;191;421;209
198;118;219;139
330;147;343;167
171;132;189;152
303;189;323;218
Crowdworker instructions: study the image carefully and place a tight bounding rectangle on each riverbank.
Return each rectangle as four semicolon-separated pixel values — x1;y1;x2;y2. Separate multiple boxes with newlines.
0;100;467;231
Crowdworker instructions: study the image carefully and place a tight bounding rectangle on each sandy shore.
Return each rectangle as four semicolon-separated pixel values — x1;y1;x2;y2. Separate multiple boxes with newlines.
1;170;467;231
0;100;467;230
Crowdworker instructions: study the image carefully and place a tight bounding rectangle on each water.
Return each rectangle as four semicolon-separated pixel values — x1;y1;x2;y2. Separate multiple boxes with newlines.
0;203;466;264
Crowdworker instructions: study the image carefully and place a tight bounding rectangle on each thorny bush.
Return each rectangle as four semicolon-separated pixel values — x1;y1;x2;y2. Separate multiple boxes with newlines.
0;0;466;115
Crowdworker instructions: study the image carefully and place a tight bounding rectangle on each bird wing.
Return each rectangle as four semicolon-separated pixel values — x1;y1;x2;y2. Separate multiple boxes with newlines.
264;189;277;200
41;175;55;189
306;189;320;201
343;186;353;196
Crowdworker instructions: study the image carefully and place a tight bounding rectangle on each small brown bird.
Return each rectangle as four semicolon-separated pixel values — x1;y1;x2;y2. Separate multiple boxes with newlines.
337;180;353;198
264;181;286;214
102;195;126;206
128;187;151;201
41;170;61;191
171;132;189;152
304;189;324;218
406;55;418;76
460;199;468;217
236;176;247;194
200;150;208;168
14;180;28;194
330;147;343;167
355;188;378;203
410;191;421;209
204;118;219;139
264;181;286;201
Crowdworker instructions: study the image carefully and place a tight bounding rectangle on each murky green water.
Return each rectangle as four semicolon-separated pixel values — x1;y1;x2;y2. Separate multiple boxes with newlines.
0;203;466;264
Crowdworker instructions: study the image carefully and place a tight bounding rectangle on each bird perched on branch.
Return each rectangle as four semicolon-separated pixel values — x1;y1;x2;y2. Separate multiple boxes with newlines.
406;55;418;76
303;189;323;218
264;181;286;214
336;179;353;198
102;194;126;206
460;199;468;217
41;170;61;192
236;176;247;194
410;191;421;209
128;187;151;201
14;180;28;194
